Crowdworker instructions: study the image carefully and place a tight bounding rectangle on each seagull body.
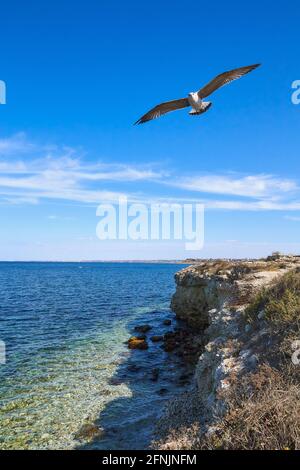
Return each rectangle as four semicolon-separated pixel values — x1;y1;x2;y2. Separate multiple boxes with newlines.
187;92;212;115
135;64;260;125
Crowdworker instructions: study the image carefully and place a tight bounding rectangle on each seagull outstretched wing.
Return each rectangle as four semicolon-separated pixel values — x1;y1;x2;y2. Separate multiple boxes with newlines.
197;64;261;99
135;98;189;125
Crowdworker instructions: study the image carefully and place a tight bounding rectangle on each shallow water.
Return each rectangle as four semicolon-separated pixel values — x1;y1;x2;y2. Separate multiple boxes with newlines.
0;262;188;450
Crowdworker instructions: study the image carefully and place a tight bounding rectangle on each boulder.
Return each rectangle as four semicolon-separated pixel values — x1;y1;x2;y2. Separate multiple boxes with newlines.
150;335;164;342
127;336;149;350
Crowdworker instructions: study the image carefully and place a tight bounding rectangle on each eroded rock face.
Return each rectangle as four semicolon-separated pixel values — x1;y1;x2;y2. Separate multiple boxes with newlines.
171;269;232;329
194;307;246;421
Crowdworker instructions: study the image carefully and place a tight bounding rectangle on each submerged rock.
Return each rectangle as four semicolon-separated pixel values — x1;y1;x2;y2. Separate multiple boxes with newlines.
74;423;104;441
127;363;141;372
134;324;152;333
157;388;168;395
163;319;172;326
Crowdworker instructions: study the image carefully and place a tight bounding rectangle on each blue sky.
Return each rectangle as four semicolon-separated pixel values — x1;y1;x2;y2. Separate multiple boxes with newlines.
0;0;300;260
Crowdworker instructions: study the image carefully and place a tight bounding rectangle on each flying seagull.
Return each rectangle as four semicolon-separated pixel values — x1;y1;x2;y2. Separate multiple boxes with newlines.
134;63;261;125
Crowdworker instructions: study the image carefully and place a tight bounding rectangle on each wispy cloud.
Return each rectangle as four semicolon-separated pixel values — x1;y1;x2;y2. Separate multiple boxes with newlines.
0;134;165;205
0;133;36;156
1;133;300;211
200;199;300;211
170;174;298;199
161;172;300;211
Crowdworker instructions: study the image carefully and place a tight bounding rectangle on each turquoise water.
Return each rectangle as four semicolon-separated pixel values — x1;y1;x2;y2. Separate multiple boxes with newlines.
0;262;188;450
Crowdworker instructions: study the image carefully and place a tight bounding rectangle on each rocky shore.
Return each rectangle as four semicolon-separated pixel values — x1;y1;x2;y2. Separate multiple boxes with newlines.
153;253;300;449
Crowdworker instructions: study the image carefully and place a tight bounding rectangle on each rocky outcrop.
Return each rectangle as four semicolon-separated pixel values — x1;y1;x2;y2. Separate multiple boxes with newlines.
171;256;300;329
154;254;300;449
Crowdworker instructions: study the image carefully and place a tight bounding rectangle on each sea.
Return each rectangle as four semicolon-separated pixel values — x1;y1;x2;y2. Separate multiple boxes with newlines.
0;262;189;450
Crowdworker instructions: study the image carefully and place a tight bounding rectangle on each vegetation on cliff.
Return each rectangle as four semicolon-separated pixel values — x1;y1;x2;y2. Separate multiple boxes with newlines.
245;269;300;326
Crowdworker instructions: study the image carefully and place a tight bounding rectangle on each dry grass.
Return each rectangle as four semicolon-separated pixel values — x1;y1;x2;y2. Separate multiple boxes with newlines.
155;365;300;450
245;269;300;326
199;364;300;450
194;260;284;278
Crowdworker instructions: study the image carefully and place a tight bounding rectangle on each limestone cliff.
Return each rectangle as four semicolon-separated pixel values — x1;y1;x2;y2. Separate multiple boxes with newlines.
154;254;300;449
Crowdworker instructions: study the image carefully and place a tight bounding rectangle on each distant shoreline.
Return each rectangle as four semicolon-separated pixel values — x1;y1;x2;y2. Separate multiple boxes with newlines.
0;257;276;264
0;260;190;264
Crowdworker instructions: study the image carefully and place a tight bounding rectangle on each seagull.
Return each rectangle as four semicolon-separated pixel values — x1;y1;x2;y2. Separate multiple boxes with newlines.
134;64;261;125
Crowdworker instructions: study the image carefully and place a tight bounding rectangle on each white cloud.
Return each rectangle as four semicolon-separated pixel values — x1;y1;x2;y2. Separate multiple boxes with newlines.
171;174;298;198
0;134;166;205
